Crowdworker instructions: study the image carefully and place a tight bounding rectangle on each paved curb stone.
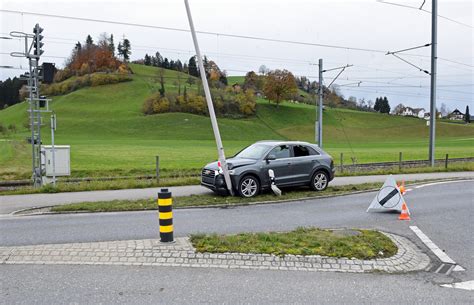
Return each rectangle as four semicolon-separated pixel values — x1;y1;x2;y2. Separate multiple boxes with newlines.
0;233;430;273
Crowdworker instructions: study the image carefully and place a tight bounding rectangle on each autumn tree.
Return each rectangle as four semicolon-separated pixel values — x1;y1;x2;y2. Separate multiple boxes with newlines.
392;103;405;115
263;69;298;107
242;71;264;92
64;34;122;78
258;65;269;75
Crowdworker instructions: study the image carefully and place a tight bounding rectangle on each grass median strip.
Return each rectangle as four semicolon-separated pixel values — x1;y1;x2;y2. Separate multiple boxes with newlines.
190;227;398;260
50;182;381;213
2;162;472;196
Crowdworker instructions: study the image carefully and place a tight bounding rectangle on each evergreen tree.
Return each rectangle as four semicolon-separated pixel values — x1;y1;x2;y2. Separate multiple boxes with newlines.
151;56;157;67
374;97;381;112
86;35;94;47
121;38;131;62
108;34;115;56
144;54;151;66
465;105;471;123
74;41;82;52
176;59;183;72
380;96;391;113
163;58;169;69
188;56;199;77
0;77;25;109
155;52;163;67
117;42;123;60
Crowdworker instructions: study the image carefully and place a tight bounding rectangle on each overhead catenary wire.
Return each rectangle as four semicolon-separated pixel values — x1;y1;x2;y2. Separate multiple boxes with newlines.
376;0;474;29
2;30;472;72
0;9;390;53
339;87;472;103
1;9;471;109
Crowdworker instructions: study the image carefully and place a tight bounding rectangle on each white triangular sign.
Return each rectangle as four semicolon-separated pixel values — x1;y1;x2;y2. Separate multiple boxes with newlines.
367;175;408;213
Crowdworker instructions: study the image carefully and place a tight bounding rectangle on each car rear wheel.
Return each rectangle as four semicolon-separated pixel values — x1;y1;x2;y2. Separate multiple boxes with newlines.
311;171;328;191
238;175;260;198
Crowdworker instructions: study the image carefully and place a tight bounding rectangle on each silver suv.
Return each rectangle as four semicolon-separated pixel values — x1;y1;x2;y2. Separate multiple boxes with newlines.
201;140;335;197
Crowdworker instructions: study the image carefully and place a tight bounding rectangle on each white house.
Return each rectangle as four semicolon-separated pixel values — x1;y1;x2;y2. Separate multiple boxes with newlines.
424;111;442;120
448;109;464;120
401;107;414;116
412;108;425;119
401;107;425;118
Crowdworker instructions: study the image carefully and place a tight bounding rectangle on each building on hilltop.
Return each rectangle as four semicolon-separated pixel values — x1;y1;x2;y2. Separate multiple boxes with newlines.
447;109;464;120
400;106;425;118
424;111;442;120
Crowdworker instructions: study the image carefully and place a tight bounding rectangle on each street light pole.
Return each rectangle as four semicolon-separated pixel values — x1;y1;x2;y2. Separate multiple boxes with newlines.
429;0;437;167
317;59;323;148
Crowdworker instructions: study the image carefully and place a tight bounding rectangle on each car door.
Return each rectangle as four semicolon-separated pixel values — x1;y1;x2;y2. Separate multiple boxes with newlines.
263;145;293;185
289;145;315;183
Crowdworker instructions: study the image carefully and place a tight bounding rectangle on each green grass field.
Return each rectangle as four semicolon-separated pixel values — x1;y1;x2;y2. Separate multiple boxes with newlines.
0;64;473;180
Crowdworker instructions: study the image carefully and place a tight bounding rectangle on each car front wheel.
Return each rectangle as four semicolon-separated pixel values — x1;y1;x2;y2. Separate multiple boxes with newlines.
311;171;328;191
238;175;260;198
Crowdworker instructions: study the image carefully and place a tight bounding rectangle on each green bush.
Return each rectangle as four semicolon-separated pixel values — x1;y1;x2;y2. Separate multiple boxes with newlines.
153;96;170;113
7;124;17;133
143;88;257;117
42;73;132;96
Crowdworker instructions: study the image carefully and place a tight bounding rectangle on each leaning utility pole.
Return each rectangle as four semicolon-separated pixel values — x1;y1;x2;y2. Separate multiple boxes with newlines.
429;0;438;167
184;0;234;195
317;58;323;147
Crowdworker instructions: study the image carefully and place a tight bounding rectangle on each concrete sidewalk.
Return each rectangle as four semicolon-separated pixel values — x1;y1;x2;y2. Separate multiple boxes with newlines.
1;171;473;215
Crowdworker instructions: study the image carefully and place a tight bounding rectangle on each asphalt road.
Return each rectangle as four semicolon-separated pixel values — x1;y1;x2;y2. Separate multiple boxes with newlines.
1;179;473;304
1;171;473;215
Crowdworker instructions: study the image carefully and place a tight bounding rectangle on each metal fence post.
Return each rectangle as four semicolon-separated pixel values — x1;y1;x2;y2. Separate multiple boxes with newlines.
156;156;160;183
445;154;449;169
399;152;402;171
158;188;174;243
340;153;344;173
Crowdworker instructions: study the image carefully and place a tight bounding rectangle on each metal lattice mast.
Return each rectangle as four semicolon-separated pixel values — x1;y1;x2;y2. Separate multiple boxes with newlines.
11;24;47;187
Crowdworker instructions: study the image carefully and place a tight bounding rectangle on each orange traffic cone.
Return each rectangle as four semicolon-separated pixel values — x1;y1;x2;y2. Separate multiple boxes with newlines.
398;180;406;195
399;202;410;220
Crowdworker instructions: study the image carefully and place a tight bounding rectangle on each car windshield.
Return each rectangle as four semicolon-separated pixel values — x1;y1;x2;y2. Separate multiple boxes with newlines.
234;144;272;160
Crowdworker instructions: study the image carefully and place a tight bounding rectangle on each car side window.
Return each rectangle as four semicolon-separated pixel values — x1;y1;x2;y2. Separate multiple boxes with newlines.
307;146;320;155
293;145;311;157
269;145;290;159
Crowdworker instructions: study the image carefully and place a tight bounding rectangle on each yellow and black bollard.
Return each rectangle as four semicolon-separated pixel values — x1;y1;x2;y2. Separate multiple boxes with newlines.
158;188;174;243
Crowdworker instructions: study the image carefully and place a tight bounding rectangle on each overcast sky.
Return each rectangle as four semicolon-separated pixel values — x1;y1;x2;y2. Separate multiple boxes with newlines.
1;0;472;112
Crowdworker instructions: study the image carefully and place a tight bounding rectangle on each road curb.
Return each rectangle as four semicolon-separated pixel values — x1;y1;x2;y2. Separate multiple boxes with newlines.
12;177;472;216
0;231;430;273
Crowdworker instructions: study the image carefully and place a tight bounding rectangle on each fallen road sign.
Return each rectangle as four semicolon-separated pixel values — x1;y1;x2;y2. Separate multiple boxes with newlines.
367;175;408;213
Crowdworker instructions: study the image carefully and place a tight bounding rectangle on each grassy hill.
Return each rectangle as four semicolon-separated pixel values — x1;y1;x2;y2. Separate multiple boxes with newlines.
0;64;473;180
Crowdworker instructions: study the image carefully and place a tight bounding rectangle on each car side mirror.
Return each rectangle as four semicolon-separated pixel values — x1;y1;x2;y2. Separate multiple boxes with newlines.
266;154;276;163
